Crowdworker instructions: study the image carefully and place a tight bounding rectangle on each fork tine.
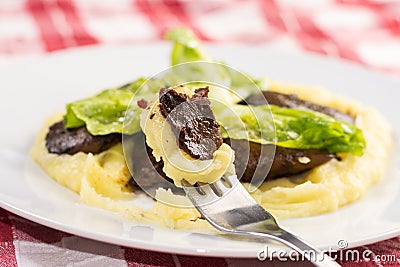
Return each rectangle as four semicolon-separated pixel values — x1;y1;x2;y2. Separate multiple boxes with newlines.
198;184;218;198
211;179;230;195
222;174;240;187
182;180;221;205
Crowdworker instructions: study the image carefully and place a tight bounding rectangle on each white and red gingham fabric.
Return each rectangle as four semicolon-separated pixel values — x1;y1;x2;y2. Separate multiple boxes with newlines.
1;0;400;75
1;0;400;266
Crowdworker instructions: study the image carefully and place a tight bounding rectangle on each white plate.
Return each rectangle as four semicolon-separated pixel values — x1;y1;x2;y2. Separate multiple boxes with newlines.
1;44;400;258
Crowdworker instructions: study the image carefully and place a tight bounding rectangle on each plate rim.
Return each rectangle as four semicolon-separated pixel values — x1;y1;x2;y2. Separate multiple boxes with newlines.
3;200;400;258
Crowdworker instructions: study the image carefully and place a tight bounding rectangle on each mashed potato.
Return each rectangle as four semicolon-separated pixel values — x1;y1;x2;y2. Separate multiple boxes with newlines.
30;113;204;229
30;83;393;228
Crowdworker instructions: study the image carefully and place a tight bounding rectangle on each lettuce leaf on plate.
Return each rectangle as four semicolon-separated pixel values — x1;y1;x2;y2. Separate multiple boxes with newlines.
165;27;212;65
64;78;166;135
217;104;365;156
166;28;262;99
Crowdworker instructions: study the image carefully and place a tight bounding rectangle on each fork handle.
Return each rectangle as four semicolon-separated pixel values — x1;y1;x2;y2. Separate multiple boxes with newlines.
253;229;341;267
274;230;340;267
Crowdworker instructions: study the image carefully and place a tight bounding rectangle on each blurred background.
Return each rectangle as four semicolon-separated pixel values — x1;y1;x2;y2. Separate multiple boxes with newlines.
0;0;399;75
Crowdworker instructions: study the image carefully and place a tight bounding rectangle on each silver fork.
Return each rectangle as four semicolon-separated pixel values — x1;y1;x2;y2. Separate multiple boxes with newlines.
182;174;341;267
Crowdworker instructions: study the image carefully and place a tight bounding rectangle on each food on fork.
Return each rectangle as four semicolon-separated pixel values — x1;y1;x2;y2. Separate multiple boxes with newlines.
30;28;392;228
139;85;235;186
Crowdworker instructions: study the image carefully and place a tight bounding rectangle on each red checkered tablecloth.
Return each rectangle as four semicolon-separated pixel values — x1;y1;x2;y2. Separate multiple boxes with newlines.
1;0;400;266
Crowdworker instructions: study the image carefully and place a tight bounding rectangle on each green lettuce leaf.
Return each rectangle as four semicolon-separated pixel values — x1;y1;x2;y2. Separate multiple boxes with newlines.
165;28;212;65
216;104;366;156
165;28;261;102
64;89;134;135
64;77;166;135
